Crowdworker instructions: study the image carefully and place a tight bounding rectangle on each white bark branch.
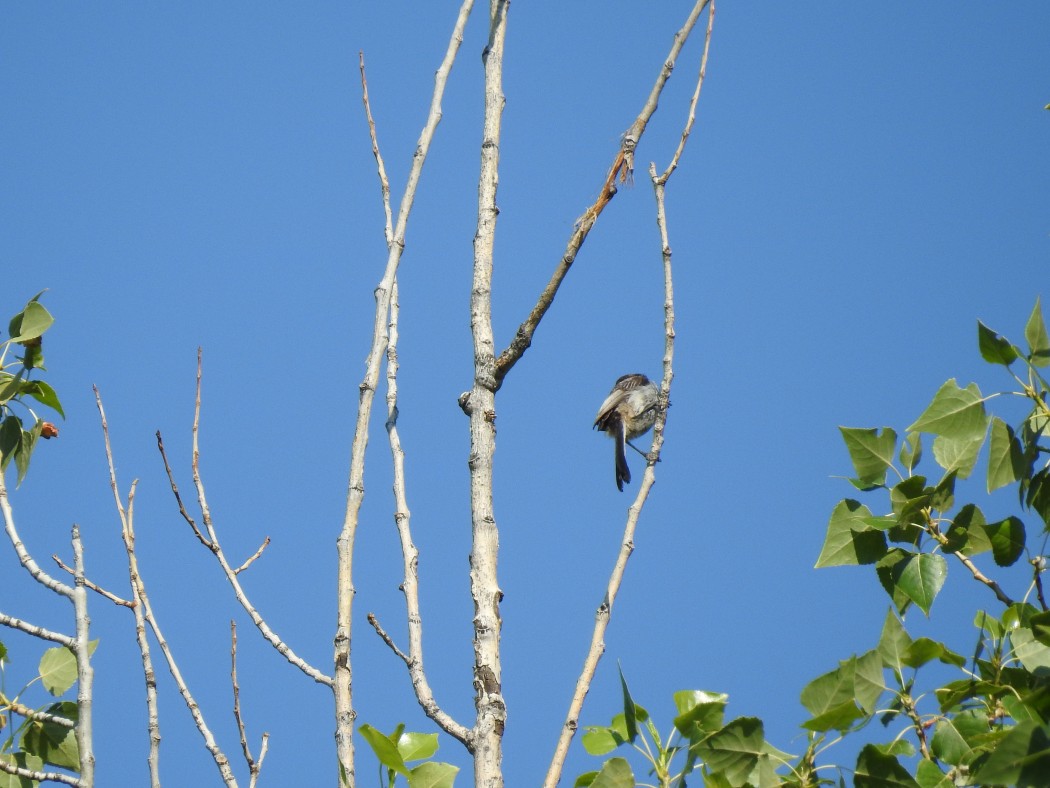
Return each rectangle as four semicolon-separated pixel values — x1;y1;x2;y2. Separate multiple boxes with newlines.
335;0;476;780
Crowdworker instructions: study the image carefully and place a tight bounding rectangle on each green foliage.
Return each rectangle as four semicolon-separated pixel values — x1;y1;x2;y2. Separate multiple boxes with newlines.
580;667;790;788
358;723;459;787
580;299;1050;786
0;640;84;782
0;293;63;486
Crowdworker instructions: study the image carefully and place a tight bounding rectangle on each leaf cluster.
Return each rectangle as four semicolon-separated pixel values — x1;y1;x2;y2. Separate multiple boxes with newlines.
0;293;63;486
578;299;1050;786
358;722;459;788
0;640;95;786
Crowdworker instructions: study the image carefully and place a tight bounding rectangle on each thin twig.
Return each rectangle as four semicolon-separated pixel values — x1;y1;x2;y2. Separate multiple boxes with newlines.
159;350;331;687
657;0;716;184
52;554;133;607
233;537;270;575
543;3;706;768
95;388;165;787
494;0;711;387
359;51;394;247
337;0;477;777
156;431;213;549
231;620;268;787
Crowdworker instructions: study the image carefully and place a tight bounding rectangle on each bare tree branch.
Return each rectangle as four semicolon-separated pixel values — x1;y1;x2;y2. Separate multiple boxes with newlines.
52;554;133;607
156;352;331;688
231;621;269;788
71;523;96;784
0;611;75;647
367;280;470;744
458;0;512;780
0;457;74;599
359;52;393;248
336;0;477;778
0;695;75;728
0;758;82;786
543;5;713;780
95;387;235;787
494;0;712;387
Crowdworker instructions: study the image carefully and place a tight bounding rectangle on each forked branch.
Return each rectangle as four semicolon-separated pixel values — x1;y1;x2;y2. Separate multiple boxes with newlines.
494;0;712;388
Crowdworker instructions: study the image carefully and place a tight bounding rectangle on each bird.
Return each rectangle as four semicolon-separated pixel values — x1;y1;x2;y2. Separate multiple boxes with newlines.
594;373;660;491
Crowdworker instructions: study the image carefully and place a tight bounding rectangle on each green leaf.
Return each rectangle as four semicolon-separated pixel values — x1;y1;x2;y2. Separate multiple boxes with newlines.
1031;611;1050;648
875;549;916;615
840;427;897;486
1025;468;1050;529
983;516;1025;567
1011;629;1050;673
358;724;409;775
899;432;922;473
581;725;626;756
21;714;79;770
617;666;637;743
800;654;880;730
39;647;78;696
398;731;438;763
877;609;912;675
801;700;865;733
978;320;1020;365
0;416;20;470
1002;602;1041;630
815;500;888;568
900;638;966;669
22;381;64;420
975;609;1004;639
672;690;727;738
854;744;920;787
931;431;985;479
914;759;953;788
8;301;54;344
587;757;634;788
14;421;40;487
407;761;459;788
931;710;986;766
888;476;930;536
693;717;766;786
972;721;1050;786
908;379;988;440
1026;297;1050;367
944;504;991;556
987;417;1025;492
929;471;956;512
893;552;947;616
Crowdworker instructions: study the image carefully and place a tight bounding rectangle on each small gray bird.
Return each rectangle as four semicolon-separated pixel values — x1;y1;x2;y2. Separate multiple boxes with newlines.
594;373;660;491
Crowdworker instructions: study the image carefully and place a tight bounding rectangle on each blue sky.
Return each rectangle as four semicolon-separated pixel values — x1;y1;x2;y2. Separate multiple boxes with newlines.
2;1;1048;784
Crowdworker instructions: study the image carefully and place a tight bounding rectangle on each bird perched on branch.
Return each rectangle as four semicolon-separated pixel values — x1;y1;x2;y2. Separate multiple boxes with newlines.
594;373;659;491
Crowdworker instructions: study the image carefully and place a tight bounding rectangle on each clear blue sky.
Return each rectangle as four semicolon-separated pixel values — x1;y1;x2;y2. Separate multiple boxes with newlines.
2;2;1048;784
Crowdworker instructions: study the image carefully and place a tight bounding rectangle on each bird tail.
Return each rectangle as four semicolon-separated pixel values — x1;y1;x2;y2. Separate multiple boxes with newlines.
615;419;631;491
